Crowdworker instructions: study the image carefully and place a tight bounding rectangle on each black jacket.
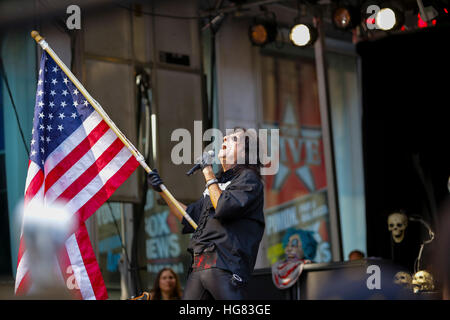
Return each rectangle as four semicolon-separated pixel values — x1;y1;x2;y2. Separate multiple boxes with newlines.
181;167;265;283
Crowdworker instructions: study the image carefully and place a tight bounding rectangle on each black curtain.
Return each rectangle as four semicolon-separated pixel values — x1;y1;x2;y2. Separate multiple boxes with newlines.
357;24;450;272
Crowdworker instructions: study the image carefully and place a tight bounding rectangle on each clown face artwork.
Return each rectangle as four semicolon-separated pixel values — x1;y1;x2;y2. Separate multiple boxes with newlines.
284;233;304;260
272;228;317;290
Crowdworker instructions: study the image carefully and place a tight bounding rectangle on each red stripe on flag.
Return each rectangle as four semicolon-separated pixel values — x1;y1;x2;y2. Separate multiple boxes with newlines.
15;271;31;296
17;237;26;267
75;223;108;300
58;245;84;300
77;155;139;222
24;168;44;204
44;120;110;194
56;138;124;203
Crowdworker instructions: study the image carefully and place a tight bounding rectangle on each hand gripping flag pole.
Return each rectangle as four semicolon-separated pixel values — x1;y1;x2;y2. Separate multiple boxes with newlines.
30;31;197;230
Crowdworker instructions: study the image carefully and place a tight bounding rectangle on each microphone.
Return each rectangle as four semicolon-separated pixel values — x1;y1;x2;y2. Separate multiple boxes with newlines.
186;150;215;176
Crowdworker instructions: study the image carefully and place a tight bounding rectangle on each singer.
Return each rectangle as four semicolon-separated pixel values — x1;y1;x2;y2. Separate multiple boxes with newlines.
148;128;265;300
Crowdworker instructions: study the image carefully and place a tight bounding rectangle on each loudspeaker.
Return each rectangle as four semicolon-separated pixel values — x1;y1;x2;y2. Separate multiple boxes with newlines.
81;3;206;203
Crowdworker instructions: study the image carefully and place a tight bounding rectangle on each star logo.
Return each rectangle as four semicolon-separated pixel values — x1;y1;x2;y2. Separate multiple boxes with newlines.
265;99;325;206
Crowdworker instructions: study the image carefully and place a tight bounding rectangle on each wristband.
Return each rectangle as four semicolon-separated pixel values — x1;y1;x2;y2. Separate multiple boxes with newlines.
205;178;218;189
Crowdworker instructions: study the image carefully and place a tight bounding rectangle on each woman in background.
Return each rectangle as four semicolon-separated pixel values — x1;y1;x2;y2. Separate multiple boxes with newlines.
149;267;182;300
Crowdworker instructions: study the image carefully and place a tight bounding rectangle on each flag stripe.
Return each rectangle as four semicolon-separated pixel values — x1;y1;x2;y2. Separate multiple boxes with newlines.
24;161;41;193
60;235;86;300
15;251;29;293
23;185;44;214
56;138;124;203
76;155;139;222
44;120;110;193
65;147;135;218
75;224;108;300
43;112;103;174
15;270;31;296
17;237;26;270
24;169;44;204
65;233;96;299
44;129;118;204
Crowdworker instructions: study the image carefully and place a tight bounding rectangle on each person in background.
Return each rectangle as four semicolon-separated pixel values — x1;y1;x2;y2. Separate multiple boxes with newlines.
348;250;365;261
149;267;182;300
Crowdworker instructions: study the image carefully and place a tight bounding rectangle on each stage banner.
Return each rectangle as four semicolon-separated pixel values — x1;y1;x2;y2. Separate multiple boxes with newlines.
261;54;332;265
142;190;192;289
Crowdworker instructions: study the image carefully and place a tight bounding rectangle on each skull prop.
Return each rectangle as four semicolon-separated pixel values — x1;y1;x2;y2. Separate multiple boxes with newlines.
388;212;408;243
412;270;435;293
393;271;412;289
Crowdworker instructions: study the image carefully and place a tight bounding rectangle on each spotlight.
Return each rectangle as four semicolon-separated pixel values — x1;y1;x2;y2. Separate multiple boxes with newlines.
332;6;361;30
289;23;317;47
249;19;277;47
375;6;404;31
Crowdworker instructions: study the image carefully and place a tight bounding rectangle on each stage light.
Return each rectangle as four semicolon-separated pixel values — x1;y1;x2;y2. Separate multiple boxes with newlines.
375;7;404;31
248;20;277;47
332;6;361;30
289;23;317;47
375;8;396;30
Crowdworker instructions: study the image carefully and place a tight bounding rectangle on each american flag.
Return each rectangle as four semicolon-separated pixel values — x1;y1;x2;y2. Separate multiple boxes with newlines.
15;51;139;299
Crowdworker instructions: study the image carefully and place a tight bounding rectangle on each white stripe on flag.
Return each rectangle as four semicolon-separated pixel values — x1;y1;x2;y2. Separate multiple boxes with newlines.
15;251;29;293
65;147;133;214
44;129;117;203
44;112;103;174
25;185;44;210
65;234;96;300
24;161;41;192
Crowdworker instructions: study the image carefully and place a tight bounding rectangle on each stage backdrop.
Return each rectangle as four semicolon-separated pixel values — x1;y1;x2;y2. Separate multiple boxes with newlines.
259;53;332;266
357;24;450;271
139;189;192;290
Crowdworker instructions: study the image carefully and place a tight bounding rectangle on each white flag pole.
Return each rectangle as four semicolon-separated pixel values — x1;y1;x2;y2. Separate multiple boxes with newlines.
31;31;197;230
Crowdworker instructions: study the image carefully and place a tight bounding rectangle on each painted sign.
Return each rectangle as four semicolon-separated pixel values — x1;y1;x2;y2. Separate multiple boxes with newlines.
261;54;332;266
143;190;191;288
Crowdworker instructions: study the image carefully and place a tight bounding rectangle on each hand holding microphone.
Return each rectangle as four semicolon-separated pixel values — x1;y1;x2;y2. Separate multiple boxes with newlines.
148;150;215;193
186;150;215;176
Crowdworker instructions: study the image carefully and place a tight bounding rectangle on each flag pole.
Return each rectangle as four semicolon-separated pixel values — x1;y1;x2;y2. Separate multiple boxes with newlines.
30;31;197;230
